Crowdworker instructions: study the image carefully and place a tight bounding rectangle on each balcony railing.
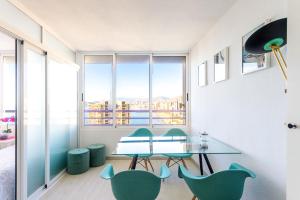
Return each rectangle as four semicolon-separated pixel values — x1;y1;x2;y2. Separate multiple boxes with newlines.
84;109;186;126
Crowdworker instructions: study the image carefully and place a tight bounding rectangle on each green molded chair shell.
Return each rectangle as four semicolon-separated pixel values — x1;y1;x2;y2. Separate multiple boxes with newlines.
100;164;170;200
165;128;187;136
178;163;256;200
128;128;154;170
163;128;192;159
130;128;153;137
128;128;153;158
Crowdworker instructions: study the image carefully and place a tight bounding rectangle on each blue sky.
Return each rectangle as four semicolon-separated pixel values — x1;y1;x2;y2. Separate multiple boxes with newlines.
85;62;183;102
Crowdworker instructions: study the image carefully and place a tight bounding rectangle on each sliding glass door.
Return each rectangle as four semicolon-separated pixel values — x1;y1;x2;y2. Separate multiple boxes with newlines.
23;45;46;197
20;41;78;199
23;48;79;197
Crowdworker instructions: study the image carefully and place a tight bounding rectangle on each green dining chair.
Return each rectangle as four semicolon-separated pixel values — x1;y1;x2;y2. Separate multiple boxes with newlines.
178;163;256;200
163;128;192;169
100;164;171;200
128;128;154;171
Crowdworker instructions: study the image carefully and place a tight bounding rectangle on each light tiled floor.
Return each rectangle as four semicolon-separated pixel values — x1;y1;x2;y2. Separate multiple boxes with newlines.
41;159;200;200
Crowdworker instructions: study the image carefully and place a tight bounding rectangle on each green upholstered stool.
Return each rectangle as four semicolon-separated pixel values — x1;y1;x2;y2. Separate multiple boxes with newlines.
67;148;90;175
87;144;106;167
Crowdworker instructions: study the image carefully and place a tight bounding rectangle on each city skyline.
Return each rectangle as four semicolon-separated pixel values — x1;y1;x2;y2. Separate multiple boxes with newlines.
84;96;185;126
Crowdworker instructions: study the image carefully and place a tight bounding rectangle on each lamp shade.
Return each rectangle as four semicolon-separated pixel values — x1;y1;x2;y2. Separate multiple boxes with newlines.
245;18;287;54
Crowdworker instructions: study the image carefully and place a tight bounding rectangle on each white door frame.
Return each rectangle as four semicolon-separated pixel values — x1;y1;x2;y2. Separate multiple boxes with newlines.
16;39;24;200
21;41;47;200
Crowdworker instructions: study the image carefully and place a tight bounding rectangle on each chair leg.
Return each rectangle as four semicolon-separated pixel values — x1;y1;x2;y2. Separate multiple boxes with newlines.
166;158;171;167
181;159;188;169
148;158;154;172
192;196;197;200
144;159;149;171
128;159;133;170
169;158;174;167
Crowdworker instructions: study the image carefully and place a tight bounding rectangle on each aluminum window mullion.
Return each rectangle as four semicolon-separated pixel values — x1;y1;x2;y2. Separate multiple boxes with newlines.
45;52;50;188
16;39;24;200
76;53;81;146
149;54;153;128
112;54;117;128
183;56;187;126
186;55;190;127
80;55;84;129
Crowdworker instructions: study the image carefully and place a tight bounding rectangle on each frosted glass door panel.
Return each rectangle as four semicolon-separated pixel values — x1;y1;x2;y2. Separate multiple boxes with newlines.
24;48;45;197
48;59;77;180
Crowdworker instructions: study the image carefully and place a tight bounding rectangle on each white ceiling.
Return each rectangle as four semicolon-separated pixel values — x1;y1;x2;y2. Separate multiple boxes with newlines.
16;0;236;52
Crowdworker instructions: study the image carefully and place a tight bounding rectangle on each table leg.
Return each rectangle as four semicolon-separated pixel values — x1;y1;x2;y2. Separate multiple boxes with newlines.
131;155;138;170
198;154;204;175
203;154;214;174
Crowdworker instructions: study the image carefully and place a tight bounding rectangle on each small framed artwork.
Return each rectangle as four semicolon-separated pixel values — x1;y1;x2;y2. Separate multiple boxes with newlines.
242;23;271;74
197;61;207;87
214;47;229;83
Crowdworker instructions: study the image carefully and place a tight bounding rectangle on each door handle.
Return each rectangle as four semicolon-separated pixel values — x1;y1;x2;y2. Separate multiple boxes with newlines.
286;123;298;129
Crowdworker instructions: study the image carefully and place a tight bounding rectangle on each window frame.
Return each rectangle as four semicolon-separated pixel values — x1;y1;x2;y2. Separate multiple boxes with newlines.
83;54;114;127
0;52;15;118
115;53;151;127
79;52;190;130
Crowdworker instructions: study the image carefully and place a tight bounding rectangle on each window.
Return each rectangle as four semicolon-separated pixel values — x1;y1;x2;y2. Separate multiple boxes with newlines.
152;56;186;125
116;55;150;126
83;54;187;127
84;55;113;126
2;56;16;118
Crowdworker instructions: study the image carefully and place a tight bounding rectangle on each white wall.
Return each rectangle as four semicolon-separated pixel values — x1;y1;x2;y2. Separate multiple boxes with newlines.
287;0;300;199
190;0;287;199
0;0;76;63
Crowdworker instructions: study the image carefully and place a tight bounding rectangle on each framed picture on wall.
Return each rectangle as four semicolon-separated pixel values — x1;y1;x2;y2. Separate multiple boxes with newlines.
242;23;271;74
214;47;229;83
198;61;207;87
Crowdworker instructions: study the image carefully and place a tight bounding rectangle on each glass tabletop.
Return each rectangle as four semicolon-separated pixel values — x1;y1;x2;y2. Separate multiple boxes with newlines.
112;136;241;155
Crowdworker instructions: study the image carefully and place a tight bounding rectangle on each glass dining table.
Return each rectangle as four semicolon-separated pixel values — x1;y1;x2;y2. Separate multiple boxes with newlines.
112;135;241;175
